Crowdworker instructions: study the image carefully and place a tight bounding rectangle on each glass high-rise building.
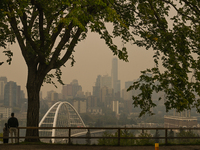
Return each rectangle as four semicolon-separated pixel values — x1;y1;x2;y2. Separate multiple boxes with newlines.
100;75;112;89
4;81;17;107
0;76;7;101
111;57;120;95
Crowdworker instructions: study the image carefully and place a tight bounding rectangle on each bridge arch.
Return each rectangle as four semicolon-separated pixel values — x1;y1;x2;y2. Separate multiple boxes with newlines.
39;101;87;143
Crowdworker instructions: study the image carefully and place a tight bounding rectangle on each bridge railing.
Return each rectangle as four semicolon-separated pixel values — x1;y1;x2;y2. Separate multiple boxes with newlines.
2;127;200;145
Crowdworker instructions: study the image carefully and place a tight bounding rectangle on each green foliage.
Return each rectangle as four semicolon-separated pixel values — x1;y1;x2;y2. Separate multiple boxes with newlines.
0;0;132;70
98;129;136;146
176;129;200;144
98;131;115;145
120;129;136;146
2;0;200;141
127;0;200;116
98;129;156;146
0;1;136;107
135;131;154;145
0;0;135;139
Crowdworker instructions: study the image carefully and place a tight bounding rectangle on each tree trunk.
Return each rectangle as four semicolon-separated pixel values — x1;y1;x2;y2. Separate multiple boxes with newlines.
25;66;44;142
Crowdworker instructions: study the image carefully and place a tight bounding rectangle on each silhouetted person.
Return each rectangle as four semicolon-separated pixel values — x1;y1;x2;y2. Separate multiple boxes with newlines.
3;123;9;144
7;112;19;143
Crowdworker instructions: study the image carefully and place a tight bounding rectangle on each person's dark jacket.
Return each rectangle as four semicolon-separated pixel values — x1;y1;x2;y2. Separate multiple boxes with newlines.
7;117;19;128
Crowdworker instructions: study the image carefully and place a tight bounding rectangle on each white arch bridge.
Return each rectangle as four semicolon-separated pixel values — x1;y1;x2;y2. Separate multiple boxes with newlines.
39;101;88;143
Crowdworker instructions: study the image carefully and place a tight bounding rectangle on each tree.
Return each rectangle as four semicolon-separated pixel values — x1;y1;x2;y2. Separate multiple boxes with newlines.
127;0;200;117
176;128;198;144
0;0;134;141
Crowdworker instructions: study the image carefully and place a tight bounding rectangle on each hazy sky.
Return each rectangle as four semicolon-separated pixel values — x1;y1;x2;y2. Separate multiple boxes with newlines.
0;30;155;98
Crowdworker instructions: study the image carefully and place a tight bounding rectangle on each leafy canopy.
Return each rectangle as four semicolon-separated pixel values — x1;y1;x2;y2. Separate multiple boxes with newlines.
0;0;134;85
2;0;200;118
128;0;200;116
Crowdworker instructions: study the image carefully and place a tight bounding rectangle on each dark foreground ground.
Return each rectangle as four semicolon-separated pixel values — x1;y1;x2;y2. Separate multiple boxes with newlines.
1;145;200;150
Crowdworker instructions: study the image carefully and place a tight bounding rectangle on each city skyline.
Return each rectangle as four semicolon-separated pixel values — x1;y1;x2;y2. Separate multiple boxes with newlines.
0;31;156;98
0;71;132;100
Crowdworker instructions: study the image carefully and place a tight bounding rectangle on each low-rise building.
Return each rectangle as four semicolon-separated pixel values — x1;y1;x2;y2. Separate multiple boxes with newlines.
164;112;197;128
87;107;102;115
0;107;12;119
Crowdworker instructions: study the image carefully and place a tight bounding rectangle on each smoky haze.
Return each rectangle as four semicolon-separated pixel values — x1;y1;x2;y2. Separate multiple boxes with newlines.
0;31;155;98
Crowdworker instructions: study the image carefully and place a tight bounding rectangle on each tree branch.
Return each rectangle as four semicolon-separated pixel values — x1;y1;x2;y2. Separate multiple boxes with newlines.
148;0;167;31
45;5;68;35
162;0;198;23
56;27;82;68
33;1;45;50
45;22;73;71
38;8;44;49
181;0;200;16
6;2;28;63
48;22;65;51
28;7;38;29
16;5;38;54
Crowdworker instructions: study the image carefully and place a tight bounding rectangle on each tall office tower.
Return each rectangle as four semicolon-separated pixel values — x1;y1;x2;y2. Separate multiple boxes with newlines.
87;96;97;108
0;81;5;102
71;79;82;97
4;81;17;107
93;75;101;99
122;80;136;100
62;84;74;99
47;90;58;101
100;86;108;103
93;86;100;98
100;75;112;89
0;76;7;83
21;90;25;99
85;91;91;97
72;99;87;114
100;86;114;106
112;101;119;114
62;79;82;99
0;76;7;102
95;75;101;87
76;90;85;98
111;58;120;96
16;85;21;106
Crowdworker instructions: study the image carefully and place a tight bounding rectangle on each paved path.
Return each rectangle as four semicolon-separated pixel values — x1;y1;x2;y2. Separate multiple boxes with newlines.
1;145;200;150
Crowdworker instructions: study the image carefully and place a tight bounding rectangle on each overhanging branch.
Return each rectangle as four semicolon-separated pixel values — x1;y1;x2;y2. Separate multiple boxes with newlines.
6;2;28;63
56;27;83;68
47;22;73;70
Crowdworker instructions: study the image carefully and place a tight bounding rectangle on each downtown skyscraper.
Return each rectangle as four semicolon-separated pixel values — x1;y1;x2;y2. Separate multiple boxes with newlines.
0;77;7;102
111;57;120;97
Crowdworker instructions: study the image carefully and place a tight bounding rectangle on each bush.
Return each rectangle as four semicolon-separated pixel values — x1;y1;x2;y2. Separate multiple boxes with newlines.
98;129;136;146
135;132;154;145
176;129;200;144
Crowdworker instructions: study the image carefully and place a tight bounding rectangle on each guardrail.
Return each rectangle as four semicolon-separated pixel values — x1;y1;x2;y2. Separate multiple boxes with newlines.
1;127;200;145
